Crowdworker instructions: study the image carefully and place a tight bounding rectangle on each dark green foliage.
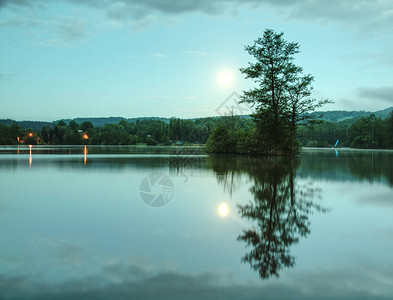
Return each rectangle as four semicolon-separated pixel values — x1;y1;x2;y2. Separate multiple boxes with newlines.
2;107;391;132
0;119;54;131
386;112;393;148
206;125;237;153
240;29;302;155
0;122;19;144
69;120;79;132
0;122;37;145
145;136;158;145
297;113;393;149
1;108;392;148
161;135;171;145
348;114;387;149
40;125;53;144
226;28;330;155
206;116;255;153
63;131;81;145
0;117;225;146
298;120;349;147
80;121;94;132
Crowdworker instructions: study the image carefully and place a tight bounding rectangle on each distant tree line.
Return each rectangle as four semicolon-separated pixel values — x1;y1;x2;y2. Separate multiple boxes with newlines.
0;117;250;146
0;122;34;145
0;113;392;149
298;112;393;149
38;118;216;145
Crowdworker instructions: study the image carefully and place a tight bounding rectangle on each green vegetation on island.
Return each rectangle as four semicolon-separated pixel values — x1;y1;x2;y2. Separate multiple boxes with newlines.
207;29;331;155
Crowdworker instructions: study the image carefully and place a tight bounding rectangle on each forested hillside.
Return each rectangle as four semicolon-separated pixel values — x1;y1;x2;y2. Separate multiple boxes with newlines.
2;107;391;130
0;117;251;146
1;107;392;149
312;107;393;122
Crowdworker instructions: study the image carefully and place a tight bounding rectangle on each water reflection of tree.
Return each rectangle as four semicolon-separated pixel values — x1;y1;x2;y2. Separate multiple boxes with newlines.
346;151;393;186
208;155;327;279
207;154;250;197
300;150;393;187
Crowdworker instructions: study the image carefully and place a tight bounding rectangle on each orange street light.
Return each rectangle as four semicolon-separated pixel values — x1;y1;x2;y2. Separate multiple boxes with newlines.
28;133;33;137
82;134;89;140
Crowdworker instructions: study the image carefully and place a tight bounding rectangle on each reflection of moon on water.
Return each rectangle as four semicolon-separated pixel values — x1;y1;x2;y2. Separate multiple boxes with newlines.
218;202;229;217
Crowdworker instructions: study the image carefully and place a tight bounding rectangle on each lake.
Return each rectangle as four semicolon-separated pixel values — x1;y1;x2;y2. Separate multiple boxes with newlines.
1;145;392;300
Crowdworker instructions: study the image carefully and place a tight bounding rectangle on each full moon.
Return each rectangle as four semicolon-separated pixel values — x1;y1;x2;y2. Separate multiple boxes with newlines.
217;70;234;87
218;202;229;217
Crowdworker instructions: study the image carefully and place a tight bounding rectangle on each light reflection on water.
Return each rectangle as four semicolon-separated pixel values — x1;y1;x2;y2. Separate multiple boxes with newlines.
29;145;32;168
0;146;392;299
84;145;87;167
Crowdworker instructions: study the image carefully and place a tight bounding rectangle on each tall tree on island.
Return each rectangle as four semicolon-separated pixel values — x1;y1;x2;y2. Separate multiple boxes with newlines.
240;29;330;155
286;74;331;153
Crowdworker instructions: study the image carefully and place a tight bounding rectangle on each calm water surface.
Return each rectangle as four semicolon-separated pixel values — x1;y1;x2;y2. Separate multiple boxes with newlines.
1;146;392;299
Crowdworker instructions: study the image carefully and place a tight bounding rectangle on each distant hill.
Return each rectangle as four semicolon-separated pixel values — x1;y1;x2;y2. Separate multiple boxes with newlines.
1;107;392;130
0;119;54;131
0;117;171;130
68;117;172;127
313;107;393;123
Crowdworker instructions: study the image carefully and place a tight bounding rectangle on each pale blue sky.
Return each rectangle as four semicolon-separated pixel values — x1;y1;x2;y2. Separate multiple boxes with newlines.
1;0;392;121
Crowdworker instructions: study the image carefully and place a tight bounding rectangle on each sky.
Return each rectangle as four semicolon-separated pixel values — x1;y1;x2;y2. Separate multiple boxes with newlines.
0;0;393;121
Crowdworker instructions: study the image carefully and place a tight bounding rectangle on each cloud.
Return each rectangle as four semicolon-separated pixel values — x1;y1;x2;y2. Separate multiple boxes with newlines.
55;242;83;264
284;0;393;32
102;261;148;279
185;96;199;100
105;1;149;21
0;13;37;27
145;95;171;99
73;0;393;33
357;86;393;106
185;50;217;57
0;7;89;46
0;0;31;8
152;53;167;58
2;0;393;34
56;17;88;41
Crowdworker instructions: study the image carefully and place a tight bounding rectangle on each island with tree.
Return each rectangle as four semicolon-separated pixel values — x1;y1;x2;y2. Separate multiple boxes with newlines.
207;29;331;155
